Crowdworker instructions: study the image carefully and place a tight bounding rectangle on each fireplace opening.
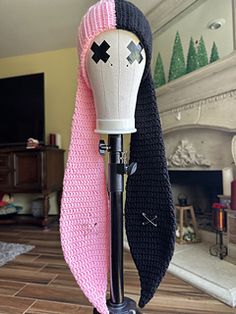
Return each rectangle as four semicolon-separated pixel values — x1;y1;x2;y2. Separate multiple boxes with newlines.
169;170;223;232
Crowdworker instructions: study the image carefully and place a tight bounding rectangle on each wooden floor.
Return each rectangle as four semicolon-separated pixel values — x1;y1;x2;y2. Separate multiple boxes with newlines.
0;223;235;314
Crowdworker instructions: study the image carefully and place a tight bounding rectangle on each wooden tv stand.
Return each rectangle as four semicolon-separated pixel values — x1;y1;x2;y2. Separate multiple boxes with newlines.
0;146;64;227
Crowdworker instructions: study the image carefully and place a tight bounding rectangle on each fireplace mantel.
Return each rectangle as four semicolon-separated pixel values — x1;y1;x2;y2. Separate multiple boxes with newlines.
157;51;236;134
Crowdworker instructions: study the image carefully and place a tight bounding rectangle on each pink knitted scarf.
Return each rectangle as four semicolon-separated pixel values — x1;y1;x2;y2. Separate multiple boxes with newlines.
60;1;116;314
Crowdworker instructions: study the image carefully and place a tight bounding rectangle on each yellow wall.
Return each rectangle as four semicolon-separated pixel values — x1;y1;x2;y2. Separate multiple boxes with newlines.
0;48;78;155
0;48;78;214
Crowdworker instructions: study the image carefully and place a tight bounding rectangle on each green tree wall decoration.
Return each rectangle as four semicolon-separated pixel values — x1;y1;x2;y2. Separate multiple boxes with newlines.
186;37;199;73
154;52;166;88
168;31;186;82
197;36;208;68
210;41;220;63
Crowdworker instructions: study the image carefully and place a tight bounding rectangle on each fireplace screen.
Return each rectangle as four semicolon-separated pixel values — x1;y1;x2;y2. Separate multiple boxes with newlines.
169;170;223;231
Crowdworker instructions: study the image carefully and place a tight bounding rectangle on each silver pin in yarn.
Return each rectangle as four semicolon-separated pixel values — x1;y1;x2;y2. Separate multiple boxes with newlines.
142;212;158;227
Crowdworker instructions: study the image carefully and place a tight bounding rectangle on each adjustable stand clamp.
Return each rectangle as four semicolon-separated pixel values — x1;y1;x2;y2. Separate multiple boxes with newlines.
94;135;141;314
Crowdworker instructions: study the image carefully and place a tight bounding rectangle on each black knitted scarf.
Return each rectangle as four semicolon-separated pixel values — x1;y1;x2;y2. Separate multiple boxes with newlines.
115;0;176;308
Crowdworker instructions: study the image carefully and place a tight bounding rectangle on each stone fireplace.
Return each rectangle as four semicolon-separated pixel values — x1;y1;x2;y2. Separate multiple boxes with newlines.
157;51;236;236
146;1;236;305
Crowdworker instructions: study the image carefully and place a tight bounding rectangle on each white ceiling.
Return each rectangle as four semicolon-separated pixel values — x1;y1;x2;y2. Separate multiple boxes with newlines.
0;0;160;58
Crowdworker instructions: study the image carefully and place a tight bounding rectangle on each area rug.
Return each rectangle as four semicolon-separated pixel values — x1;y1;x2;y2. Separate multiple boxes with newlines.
168;242;236;307
0;241;35;266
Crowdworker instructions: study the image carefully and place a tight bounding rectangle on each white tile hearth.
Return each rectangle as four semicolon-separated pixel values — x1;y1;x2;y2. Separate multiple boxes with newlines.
168;242;236;307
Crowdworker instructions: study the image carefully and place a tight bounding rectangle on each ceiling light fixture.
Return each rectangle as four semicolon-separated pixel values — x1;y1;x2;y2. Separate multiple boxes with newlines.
207;19;226;30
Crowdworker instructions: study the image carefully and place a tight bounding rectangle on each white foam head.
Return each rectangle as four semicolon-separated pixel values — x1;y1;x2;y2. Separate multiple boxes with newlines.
86;29;146;134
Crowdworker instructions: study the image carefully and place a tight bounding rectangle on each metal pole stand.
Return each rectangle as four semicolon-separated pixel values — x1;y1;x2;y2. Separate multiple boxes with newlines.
94;134;141;314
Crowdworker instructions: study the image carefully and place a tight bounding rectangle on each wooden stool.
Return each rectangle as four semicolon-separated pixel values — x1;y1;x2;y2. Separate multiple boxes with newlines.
175;205;200;244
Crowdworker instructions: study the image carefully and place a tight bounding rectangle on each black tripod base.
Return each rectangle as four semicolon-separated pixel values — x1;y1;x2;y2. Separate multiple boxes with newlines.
93;298;142;314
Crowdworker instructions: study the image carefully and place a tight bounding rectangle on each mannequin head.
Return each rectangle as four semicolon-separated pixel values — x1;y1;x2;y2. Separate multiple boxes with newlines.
86;29;146;134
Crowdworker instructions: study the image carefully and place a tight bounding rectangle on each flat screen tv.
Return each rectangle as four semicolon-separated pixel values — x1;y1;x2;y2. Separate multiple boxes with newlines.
0;73;45;147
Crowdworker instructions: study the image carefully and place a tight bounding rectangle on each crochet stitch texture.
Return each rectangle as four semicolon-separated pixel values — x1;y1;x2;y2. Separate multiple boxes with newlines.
114;1;176;307
60;0;176;313
60;2;116;314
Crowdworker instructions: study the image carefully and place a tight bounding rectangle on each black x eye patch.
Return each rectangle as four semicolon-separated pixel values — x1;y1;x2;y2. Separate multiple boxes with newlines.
127;41;144;64
91;40;110;64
